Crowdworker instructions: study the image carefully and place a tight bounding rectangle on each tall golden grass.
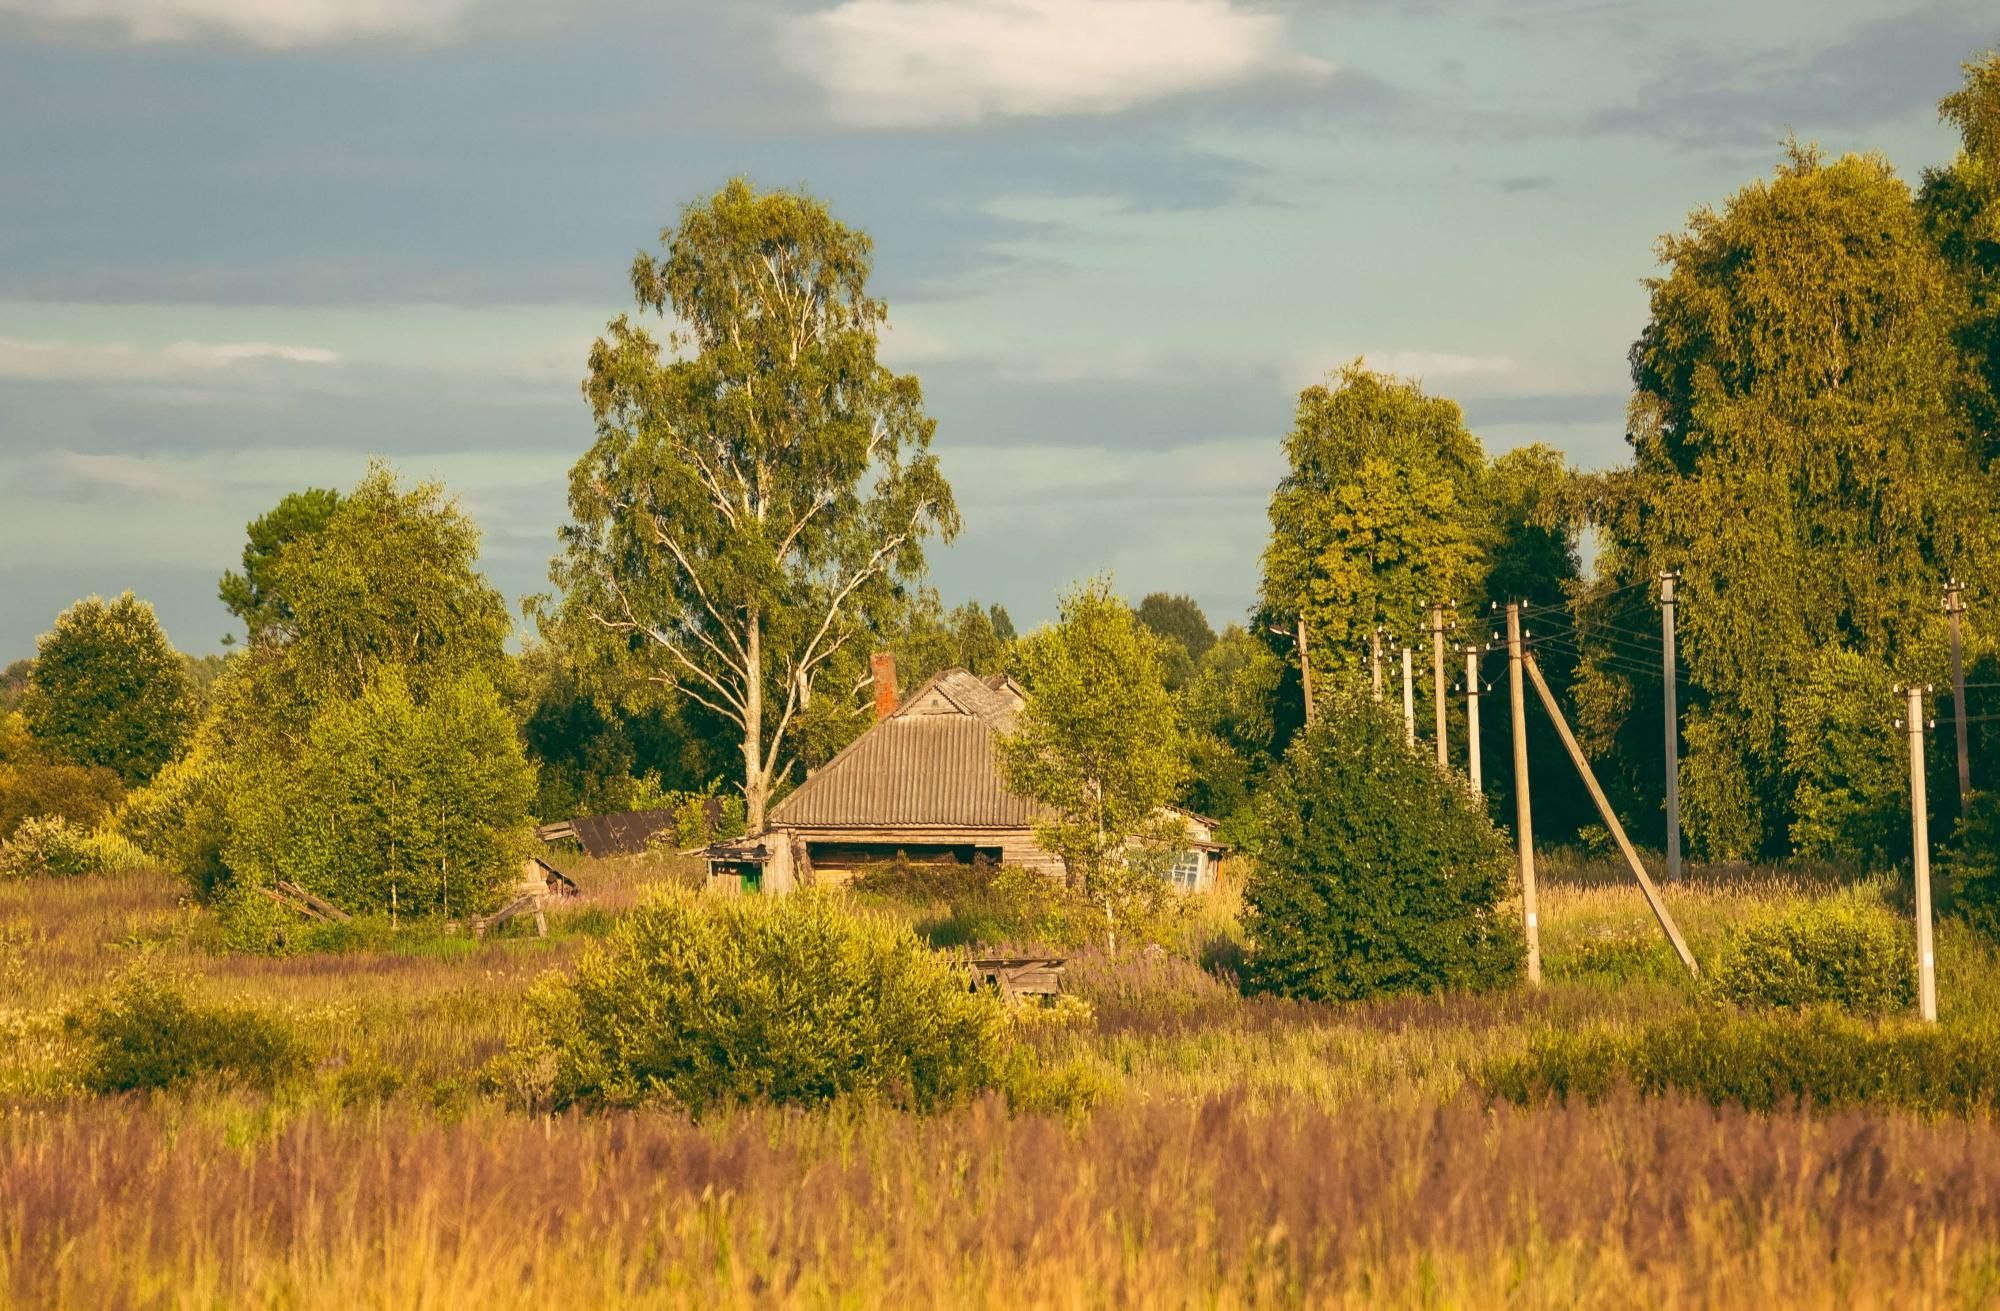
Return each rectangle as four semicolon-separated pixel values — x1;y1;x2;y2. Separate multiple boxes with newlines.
6;1090;2000;1308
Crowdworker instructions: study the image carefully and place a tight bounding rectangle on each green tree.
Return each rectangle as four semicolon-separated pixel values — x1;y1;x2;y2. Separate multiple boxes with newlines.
1243;687;1520;1001
1179;625;1284;833
226;668;535;918
553;180;957;833
217;488;340;642
263;467;510;710
1000;579;1188;949
1922;51;2000;446
1135;593;1215;690
0;661;29;715
22;594;194;785
1591;144;2000;860
1262;363;1488;713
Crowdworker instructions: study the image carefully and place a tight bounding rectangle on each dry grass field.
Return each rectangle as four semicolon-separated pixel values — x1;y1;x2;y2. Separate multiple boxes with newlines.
6;855;2000;1308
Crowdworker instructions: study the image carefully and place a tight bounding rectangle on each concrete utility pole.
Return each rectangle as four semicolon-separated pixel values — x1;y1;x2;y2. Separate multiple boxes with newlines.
1661;572;1683;884
1465;645;1483;793
1400;645;1416;747
1371;627;1384;703
1431;602;1449;770
1297;615;1316;727
1905;684;1939;1024
1947;580;1971;807
1506;603;1541;985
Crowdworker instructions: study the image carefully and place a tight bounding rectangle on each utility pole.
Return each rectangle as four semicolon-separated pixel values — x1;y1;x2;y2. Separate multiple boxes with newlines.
1661;572;1683;884
1297;615;1316;727
1370;627;1384;703
1526;653;1698;977
1947;580;1970;807
1400;644;1416;747
1905;684;1939;1024
1465;645;1483;793
1431;602;1449;770
1506;603;1541;985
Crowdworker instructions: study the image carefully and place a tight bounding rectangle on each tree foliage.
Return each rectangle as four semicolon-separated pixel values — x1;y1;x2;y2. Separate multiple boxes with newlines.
554;179;957;833
1588;143;2000;860
218;487;340;642
1243;687;1520;1001
1262;363;1488;675
22;593;194;786
1178;625;1284;834
1000;579;1188;947
226;669;535;918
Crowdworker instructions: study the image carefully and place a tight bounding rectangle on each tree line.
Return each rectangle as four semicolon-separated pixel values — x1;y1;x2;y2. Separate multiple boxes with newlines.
1;51;1997;920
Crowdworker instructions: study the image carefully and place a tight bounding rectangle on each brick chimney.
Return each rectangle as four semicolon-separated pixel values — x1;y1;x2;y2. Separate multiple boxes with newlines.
871;651;899;720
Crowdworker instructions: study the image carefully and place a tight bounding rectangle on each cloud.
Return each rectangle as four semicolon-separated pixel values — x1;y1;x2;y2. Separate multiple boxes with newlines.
1355;350;1516;381
0;0;484;47
0;336;339;382
46;451;214;499
1587;3;1994;148
782;0;1334;128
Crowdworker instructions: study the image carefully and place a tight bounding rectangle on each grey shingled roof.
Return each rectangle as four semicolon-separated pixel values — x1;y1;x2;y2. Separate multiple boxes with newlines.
768;669;1038;829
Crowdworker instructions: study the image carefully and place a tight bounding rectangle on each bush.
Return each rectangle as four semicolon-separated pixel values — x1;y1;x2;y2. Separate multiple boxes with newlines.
514;889;1003;1113
66;969;310;1093
1486;1009;2000;1118
1242;688;1521;1001
1708;891;1915;1015
0;815;97;878
0;759;125;841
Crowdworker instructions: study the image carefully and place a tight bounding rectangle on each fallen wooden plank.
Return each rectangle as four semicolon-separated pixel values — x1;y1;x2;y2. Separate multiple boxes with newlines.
273;880;352;923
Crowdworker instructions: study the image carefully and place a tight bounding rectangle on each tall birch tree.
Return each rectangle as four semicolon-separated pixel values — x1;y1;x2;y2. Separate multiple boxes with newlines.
553;180;957;831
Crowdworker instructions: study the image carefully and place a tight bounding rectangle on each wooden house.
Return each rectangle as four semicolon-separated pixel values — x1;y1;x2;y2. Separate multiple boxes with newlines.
705;659;1226;894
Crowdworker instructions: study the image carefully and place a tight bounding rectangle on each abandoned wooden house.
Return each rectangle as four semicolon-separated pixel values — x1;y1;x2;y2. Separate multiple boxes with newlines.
705;656;1226;894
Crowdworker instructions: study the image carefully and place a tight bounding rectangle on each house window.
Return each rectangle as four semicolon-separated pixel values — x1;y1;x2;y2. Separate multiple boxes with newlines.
1166;849;1205;892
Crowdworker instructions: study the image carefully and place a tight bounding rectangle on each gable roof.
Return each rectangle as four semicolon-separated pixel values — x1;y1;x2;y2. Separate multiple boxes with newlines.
768;668;1037;830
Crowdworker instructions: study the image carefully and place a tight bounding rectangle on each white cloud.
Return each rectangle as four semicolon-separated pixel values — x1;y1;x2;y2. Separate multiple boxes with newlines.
0;0;482;47
0;336;339;382
783;0;1332;128
1356;351;1516;381
48;452;213;499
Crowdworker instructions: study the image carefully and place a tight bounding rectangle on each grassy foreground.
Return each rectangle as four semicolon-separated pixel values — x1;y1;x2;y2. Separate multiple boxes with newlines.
6;857;2000;1307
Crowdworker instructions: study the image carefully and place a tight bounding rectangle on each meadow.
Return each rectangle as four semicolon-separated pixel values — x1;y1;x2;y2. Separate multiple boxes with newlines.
7;855;2000;1308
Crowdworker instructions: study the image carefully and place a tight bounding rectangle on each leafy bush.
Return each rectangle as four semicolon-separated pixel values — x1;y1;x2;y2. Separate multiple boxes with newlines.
514;889;1003;1113
0;815;141;879
0;759;125;841
1242;688;1521;1001
116;741;233;900
853;861;1107;949
66;969;310;1093
1486;1009;2000;1118
1708;891;1915;1015
226;668;536;918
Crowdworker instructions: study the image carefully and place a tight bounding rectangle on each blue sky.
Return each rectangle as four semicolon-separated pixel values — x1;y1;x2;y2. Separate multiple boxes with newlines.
0;0;1991;659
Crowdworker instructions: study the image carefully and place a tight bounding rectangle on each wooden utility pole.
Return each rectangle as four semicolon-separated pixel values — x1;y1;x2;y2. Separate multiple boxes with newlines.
1400;645;1416;747
1370;627;1384;703
1430;602;1449;770
1947;581;1971;807
1525;653;1699;977
1465;645;1483;793
1905;684;1939;1023
1297;615;1316;727
1506;603;1541;985
1661;572;1683;884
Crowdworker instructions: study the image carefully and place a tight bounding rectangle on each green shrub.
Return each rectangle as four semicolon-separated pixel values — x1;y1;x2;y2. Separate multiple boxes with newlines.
515;889;1003;1114
1242;688;1521;1001
0;759;125;841
1708;890;1915;1015
1486;1009;2000;1118
65;969;310;1094
0;815;139;878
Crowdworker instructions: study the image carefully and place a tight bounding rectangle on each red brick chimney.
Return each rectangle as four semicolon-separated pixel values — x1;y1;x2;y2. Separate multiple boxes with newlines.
871;651;899;720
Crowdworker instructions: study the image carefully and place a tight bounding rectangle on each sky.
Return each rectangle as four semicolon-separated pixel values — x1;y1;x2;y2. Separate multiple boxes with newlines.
0;0;1993;660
